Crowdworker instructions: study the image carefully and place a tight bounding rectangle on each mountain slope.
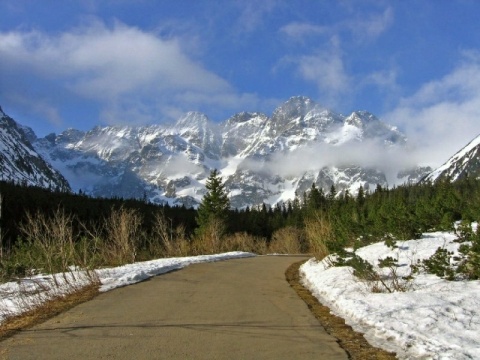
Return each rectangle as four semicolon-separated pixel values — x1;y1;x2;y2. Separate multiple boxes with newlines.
0;107;70;191
28;96;430;208
423;134;480;182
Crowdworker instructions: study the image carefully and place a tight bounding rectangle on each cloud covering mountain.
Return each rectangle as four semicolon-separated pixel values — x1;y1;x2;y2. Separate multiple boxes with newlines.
2;96;428;208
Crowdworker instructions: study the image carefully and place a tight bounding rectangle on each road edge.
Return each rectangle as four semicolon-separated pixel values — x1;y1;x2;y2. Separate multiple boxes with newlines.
285;259;397;360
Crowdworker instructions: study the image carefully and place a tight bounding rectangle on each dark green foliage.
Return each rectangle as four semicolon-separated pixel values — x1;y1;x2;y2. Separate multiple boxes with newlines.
456;230;480;280
412;223;480;281
0;180;197;252
196;169;230;234
418;247;456;280
3;170;480;280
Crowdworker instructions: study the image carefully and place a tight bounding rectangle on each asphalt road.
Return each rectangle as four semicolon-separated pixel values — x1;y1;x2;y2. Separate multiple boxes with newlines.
1;256;348;359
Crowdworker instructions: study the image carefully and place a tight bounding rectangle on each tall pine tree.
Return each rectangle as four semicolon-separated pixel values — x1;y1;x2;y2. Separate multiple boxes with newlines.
195;169;230;235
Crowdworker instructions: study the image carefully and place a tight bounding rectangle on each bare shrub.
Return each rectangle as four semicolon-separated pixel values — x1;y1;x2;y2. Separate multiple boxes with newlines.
19;209;76;280
221;232;267;254
151;211;191;257
1;209;101;325
191;218;225;255
351;255;413;293
305;212;334;260
103;207;142;265
269;226;305;254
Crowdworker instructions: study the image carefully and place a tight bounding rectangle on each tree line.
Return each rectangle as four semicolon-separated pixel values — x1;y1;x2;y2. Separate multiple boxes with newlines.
2;171;480;270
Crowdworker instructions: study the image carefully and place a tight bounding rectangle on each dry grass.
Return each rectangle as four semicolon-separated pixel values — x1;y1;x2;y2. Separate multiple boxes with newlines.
305;212;333;260
191;218;226;255
151;211;190;257
285;260;397;360
0;283;99;342
268;226;305;254
222;232;268;254
103;207;142;265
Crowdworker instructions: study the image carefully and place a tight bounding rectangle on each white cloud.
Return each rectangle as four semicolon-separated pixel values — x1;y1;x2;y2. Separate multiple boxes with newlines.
291;38;351;107
279;6;395;110
0;19;256;126
347;7;393;43
280;22;328;40
385;51;480;167
234;0;281;33
240;139;418;185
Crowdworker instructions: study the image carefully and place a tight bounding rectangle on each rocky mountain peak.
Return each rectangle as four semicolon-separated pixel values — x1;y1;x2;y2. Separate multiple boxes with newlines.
272;96;317;121
174;111;210;132
0;107;71;191
56;128;85;145
423;134;480;183
345;111;378;128
225;112;268;127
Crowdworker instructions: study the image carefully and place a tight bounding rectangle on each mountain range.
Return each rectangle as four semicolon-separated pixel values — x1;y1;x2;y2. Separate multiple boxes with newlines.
5;96;469;208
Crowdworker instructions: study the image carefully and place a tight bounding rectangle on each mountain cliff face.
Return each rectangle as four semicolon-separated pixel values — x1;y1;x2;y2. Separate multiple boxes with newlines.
423;134;480;183
0;107;70;191
28;96;428;208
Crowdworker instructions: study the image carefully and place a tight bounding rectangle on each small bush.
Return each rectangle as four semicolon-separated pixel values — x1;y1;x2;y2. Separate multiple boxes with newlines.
334;253;412;293
304;212;334;260
268;226;305;254
222;232;266;253
415;247;455;280
150;211;191;257
415;223;480;280
103;207;142;265
191;218;225;255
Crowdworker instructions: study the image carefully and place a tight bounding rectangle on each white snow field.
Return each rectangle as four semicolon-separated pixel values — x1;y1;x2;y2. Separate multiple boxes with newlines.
300;231;480;359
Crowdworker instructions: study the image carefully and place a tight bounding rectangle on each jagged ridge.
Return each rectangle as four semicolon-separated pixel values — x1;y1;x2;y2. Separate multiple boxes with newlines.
2;97;430;207
0;107;70;191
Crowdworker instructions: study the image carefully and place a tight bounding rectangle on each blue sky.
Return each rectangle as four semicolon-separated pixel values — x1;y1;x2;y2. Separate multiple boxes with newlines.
1;0;480;166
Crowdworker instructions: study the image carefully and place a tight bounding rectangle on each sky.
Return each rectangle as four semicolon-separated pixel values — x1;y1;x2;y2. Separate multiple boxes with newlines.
1;0;480;167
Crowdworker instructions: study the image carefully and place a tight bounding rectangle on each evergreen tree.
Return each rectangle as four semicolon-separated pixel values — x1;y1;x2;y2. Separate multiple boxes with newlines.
307;183;323;210
327;184;337;202
195;169;230;234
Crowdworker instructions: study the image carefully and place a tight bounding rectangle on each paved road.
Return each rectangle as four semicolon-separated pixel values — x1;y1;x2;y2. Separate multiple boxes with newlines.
1;256;347;359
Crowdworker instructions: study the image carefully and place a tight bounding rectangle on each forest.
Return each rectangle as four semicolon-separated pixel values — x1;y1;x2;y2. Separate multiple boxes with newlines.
1;173;480;282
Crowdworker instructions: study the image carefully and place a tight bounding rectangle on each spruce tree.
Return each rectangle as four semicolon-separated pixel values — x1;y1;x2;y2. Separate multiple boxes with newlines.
195;169;230;235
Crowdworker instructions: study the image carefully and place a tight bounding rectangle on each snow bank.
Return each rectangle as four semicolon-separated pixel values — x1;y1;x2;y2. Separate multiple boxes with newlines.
97;251;255;292
300;233;480;359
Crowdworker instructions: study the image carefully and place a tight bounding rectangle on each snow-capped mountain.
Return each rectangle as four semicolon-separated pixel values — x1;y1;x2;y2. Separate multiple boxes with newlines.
27;96;428;208
423;133;480;183
0;107;70;191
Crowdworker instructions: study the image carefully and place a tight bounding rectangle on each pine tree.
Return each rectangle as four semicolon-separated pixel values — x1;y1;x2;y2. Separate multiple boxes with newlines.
307;183;323;210
195;169;230;234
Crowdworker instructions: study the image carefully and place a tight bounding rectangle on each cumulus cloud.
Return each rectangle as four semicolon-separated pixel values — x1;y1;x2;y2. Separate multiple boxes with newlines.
385;51;480;167
0;19;258;126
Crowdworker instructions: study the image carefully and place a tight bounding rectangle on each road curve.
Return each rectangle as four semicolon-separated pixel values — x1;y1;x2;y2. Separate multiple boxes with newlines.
1;256;347;359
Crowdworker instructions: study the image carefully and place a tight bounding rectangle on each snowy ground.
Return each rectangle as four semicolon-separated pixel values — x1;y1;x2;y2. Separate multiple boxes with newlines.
2;235;479;359
300;231;480;359
0;252;255;324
